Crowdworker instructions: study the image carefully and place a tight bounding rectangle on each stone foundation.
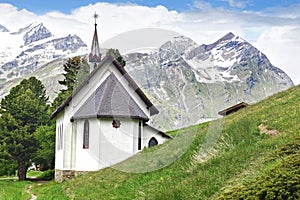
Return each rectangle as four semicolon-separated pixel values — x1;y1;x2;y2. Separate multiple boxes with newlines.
55;169;75;182
55;169;88;182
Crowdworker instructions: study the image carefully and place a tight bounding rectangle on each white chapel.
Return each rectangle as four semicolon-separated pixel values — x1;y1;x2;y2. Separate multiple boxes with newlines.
50;14;170;182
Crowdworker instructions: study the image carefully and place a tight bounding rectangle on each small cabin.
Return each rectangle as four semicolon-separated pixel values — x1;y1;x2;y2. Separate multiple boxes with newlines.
218;102;249;116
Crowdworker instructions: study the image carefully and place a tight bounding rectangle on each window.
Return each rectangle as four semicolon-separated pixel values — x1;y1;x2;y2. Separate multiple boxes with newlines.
83;119;89;149
57;124;63;150
138;121;142;150
57;125;60;150
148;137;158;147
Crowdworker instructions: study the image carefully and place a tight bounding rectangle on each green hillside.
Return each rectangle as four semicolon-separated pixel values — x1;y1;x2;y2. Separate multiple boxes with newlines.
35;84;300;199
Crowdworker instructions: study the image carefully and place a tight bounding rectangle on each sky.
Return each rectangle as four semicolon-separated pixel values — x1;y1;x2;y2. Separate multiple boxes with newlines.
2;0;300;13
0;0;300;84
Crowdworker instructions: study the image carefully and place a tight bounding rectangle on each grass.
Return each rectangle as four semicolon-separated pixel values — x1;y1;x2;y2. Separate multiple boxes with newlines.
217;139;300;199
0;180;31;200
27;170;43;178
31;181;69;200
59;85;300;199
0;179;69;200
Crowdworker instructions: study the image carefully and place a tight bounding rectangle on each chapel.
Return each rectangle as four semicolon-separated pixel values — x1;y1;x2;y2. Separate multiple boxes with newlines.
50;14;170;182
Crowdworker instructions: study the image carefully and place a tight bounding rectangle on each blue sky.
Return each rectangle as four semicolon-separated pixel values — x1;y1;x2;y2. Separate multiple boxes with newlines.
2;0;300;14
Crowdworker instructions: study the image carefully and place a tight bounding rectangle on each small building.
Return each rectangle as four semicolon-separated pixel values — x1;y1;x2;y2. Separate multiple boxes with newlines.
50;15;170;182
218;102;249;116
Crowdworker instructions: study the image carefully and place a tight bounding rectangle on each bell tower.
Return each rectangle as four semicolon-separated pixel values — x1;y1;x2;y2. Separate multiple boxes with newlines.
89;12;102;72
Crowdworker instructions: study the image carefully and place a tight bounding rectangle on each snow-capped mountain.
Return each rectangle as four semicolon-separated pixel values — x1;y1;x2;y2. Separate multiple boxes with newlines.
184;32;292;86
0;24;9;32
0;22;88;80
0;26;294;130
124;33;293;130
13;22;53;45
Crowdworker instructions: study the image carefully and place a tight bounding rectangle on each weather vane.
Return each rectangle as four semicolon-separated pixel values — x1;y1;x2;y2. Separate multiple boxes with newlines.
93;12;99;25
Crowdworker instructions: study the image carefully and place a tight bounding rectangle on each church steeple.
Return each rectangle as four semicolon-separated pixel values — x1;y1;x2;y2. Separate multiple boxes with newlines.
89;12;102;72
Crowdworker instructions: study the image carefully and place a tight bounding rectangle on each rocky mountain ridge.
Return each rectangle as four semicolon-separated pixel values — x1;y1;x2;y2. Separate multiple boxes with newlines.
0;23;294;130
124;32;293;130
0;22;88;81
0;24;9;32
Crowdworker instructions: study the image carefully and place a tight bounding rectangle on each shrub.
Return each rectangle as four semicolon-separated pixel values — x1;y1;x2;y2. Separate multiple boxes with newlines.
0;161;17;177
38;169;55;180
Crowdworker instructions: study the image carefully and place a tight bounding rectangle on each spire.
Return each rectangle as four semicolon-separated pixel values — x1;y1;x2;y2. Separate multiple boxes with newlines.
89;12;101;72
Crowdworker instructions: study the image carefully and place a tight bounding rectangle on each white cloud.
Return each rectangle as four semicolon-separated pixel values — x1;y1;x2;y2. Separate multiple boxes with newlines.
0;4;37;30
255;26;300;85
221;0;248;8
0;2;299;84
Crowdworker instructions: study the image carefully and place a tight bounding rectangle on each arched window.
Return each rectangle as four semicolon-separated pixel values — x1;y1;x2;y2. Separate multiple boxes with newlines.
148;137;158;147
57;125;61;150
57;124;63;150
83;119;89;149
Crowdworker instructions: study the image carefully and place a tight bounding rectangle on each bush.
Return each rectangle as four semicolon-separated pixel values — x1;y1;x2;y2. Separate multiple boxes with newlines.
37;170;55;180
0;161;17;177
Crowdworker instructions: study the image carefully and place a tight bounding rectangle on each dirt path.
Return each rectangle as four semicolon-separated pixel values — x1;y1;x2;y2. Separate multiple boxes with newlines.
26;185;37;200
26;179;48;200
0;177;17;180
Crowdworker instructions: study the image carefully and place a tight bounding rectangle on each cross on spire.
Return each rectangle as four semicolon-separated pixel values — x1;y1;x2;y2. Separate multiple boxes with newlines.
93;12;99;25
89;11;102;72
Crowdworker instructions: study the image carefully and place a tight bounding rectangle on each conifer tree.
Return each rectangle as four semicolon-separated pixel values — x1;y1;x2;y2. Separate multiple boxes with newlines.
58;56;81;91
0;77;50;180
52;56;89;109
107;48;126;67
33;124;56;170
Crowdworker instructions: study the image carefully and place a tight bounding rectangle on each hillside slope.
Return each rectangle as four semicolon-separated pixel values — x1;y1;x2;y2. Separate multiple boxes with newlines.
45;84;299;199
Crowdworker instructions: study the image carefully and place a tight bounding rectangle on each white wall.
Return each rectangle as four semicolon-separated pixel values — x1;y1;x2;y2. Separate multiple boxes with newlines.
61;116;169;172
99;118;138;167
74;119;102;171
143;125;168;148
55;112;64;170
73;118;140;171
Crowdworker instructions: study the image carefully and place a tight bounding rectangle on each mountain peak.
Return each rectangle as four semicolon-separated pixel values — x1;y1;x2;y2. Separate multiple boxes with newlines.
217;32;235;43
23;22;52;45
11;22;40;35
0;24;9;32
9;22;53;45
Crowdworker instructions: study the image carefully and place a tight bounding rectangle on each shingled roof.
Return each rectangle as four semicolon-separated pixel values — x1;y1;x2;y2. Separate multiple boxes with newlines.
71;73;149;121
218;102;249;116
50;55;159;119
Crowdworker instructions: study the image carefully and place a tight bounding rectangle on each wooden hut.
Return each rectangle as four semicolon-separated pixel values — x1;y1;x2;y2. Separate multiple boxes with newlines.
218;102;249;116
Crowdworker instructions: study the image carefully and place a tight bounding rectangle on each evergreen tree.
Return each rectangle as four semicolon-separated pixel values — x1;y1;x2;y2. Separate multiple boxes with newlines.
52;56;89;109
106;48;126;67
0;77;50;180
58;56;81;91
76;56;90;85
33;124;56;170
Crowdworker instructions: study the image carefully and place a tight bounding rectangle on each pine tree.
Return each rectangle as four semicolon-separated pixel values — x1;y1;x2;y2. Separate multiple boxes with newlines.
33;124;56;170
0;77;50;180
106;48;126;67
52;56;89;109
58;56;82;91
